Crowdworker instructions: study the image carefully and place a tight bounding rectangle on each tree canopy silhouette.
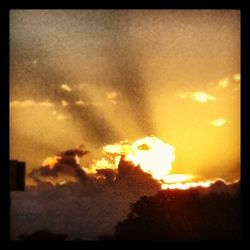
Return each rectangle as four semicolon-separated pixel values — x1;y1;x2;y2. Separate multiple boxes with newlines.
19;230;67;240
112;186;240;240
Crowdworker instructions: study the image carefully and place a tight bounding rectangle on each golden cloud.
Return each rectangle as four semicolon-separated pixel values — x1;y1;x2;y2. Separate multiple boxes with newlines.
10;100;54;108
209;118;227;127
216;73;240;90
178;91;216;103
75;100;87;106
61;84;72;92
217;78;230;89
61;100;69;107
106;91;118;105
233;73;240;82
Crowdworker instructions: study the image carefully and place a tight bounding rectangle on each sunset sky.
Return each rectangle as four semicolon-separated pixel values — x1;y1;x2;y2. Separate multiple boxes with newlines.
10;10;240;184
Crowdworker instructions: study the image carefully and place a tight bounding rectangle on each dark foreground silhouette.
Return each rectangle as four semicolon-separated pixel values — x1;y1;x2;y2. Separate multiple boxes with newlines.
107;184;240;240
18;182;240;241
19;230;67;240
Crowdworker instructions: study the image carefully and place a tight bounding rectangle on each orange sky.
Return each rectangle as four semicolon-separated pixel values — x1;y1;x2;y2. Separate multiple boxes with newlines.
10;10;240;183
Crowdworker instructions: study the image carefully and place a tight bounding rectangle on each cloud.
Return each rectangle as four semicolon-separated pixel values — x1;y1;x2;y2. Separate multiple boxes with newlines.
61;100;69;107
29;148;89;184
232;73;240;91
217;78;230;88
10;100;54;108
78;83;88;89
10;100;67;122
106;91;118;105
216;73;240;90
10;100;35;108
191;92;216;103
39;101;54;107
11;160;239;240
13;155;160;240
233;73;240;82
56;114;67;120
209;118;227;127
74;100;102;107
178;91;216;103
61;84;72;92
75;100;88;106
32;59;38;65
51;109;68;121
61;148;89;158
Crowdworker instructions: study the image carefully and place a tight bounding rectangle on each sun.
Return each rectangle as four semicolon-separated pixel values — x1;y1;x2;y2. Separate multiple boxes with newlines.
101;136;178;182
124;137;175;180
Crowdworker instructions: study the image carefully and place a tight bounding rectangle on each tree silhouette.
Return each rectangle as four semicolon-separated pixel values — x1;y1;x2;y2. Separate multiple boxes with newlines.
19;230;67;240
112;186;240;240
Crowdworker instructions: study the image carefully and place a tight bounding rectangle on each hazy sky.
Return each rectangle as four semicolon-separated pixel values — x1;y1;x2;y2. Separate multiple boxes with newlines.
10;10;240;182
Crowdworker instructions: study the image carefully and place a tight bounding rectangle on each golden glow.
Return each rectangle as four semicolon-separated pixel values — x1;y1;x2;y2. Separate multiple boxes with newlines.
42;154;80;169
38;136;239;190
90;137;176;180
162;174;195;183
102;137;176;178
42;156;61;169
162;180;213;190
75;155;80;165
125;137;175;180
83;137;239;189
10;10;240;186
89;158;115;172
161;178;237;190
93;137;199;187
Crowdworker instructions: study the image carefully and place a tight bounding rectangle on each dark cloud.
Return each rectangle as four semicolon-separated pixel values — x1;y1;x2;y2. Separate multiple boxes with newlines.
12;156;161;240
95;169;117;184
29;148;89;184
13;146;240;240
11;162;239;240
204;179;240;197
60;148;89;157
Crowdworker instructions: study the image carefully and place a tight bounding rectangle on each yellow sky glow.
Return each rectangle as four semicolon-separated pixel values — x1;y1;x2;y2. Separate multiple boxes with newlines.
10;10;240;184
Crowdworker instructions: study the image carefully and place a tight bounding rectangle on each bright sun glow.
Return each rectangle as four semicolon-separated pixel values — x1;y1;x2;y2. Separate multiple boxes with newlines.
125;137;175;180
192;92;216;103
99;136;200;188
98;136;235;189
42;156;61;169
210;118;227;127
102;137;175;179
40;136;238;189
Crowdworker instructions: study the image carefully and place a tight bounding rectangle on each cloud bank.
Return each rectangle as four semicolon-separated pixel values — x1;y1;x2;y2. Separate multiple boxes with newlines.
11;153;161;240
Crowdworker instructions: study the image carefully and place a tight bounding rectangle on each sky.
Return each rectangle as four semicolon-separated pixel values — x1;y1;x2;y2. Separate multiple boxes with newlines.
10;10;240;184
